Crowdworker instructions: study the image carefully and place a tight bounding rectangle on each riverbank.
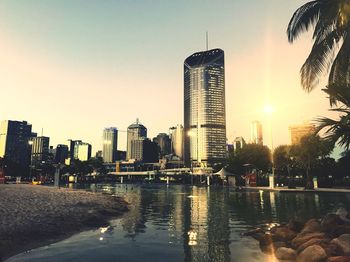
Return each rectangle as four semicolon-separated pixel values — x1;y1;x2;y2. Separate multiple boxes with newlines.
0;184;128;261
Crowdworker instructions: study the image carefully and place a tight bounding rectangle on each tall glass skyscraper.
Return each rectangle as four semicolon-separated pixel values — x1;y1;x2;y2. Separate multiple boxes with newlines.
184;48;226;167
103;127;118;163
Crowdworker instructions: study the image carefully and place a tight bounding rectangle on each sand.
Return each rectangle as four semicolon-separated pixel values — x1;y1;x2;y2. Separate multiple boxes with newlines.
0;184;128;261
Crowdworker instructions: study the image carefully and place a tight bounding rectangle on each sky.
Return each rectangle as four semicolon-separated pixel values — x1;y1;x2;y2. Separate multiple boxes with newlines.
0;0;342;156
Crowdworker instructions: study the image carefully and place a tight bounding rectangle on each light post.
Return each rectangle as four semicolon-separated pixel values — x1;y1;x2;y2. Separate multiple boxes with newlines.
28;140;33;180
264;104;275;189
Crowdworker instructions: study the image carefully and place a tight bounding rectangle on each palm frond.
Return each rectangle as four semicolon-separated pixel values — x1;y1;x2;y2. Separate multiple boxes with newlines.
287;1;322;43
300;29;339;91
322;84;350;107
329;33;350;86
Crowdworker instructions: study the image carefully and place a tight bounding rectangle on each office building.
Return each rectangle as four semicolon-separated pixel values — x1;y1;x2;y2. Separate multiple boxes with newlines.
184;48;227;167
130;138;159;162
289;122;316;145
250;121;263;145
73;141;92;161
55;144;69;164
127;119;147;160
0;120;32;174
103;127;118;163
30;136;50;167
66;139;81;160
154;133;171;157
169;125;184;159
233;137;246;151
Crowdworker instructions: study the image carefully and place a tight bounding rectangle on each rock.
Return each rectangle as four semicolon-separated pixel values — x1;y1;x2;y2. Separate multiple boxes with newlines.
331;234;350;255
296;244;327;262
288;219;304;233
301;219;322;233
327;256;350;262
330;225;350;239
297;237;330;253
336;208;350;223
292;232;326;248
275;247;297;260
324;243;345;257
322;214;344;233
273;241;288;249
241;228;264;237
271;226;297;241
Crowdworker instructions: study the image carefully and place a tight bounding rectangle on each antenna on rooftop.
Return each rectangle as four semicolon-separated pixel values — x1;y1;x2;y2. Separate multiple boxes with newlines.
206;31;209;51
136;118;139;124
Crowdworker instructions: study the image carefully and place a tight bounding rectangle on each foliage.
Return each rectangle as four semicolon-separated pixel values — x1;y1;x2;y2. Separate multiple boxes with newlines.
317;84;350;150
291;134;333;188
287;0;350;91
227;144;271;175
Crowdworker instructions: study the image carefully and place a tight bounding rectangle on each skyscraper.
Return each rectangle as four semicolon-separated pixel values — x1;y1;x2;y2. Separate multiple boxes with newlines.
73;141;92;161
289;122;316;145
154;133;171;157
184;48;226;167
170;124;184;159
126;119;147;160
233;137;246;152
250;121;263;145
30;136;50;167
0;120;32;175
102;127;118;163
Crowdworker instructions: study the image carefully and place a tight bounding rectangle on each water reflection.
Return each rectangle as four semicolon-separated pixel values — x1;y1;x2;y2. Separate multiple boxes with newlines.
8;185;350;262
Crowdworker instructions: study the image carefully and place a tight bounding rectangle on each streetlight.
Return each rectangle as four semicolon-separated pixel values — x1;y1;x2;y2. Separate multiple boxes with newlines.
264;104;275;189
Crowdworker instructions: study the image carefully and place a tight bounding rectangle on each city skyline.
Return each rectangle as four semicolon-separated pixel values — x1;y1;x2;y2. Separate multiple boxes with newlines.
0;0;339;155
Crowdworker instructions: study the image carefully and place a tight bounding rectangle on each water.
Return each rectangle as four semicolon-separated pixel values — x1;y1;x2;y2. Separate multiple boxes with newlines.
8;184;350;262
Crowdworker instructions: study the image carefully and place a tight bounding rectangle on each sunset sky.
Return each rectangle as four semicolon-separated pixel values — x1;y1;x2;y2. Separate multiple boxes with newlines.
0;0;340;156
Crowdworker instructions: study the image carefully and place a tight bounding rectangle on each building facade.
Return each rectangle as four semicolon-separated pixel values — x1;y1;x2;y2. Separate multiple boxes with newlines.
30;136;50;167
289;122;316;145
55;144;69;164
170;124;184;159
233;137;246;152
250;121;263;145
0;120;32;174
154;133;171;157
126;119;147;160
130;138;159;163
73;141;92;161
184;48;226;167
102;127;118;163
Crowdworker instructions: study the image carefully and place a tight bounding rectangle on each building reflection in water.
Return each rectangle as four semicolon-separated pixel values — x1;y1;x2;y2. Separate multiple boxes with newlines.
183;186;231;262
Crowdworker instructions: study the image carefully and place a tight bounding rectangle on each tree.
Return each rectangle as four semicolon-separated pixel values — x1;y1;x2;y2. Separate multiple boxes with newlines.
273;145;293;177
317;84;350;150
227;144;271;175
291;134;333;189
287;0;350;91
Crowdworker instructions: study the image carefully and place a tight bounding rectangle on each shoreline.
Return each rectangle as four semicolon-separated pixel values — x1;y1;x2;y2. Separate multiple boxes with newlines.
0;184;128;261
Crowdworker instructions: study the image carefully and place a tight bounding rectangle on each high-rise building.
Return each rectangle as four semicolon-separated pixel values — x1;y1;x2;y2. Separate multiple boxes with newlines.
102;127;118;163
184;48;226;167
0;120;32;174
131;138;159;162
154;133;171;157
55;144;69;164
233;137;246;151
127;119;147;160
169;125;184;159
289;122;316;145
66;139;81;160
73;141;92;161
30;136;50;167
250;121;263;145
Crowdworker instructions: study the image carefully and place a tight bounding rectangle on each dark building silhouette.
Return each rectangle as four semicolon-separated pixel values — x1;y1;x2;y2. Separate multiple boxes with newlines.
0;120;32;175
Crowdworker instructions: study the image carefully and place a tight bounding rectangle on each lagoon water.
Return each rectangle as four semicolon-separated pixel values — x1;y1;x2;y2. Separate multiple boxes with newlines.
8;184;350;262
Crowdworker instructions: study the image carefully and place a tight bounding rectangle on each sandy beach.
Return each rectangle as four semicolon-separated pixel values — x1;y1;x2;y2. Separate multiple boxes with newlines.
0;184;128;261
